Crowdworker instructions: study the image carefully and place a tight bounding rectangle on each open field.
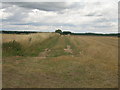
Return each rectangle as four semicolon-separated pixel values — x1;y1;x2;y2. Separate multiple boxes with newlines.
2;33;118;88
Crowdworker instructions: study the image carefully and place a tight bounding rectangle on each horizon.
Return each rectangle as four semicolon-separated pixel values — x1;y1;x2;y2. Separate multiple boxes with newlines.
1;30;119;34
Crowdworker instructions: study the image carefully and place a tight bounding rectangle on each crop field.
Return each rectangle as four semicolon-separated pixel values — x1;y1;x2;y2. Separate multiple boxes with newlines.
2;33;118;88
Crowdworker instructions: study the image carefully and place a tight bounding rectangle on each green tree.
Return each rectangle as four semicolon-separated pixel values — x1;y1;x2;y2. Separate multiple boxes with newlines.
55;29;62;34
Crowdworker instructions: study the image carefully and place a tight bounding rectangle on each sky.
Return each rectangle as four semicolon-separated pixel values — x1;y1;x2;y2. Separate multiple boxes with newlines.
0;0;119;33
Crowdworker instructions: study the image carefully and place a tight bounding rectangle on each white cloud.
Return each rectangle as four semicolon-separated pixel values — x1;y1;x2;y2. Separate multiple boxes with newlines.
0;9;13;19
1;1;118;33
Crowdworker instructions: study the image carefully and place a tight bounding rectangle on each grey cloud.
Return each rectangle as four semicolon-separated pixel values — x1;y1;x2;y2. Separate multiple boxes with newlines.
2;3;31;22
93;25;111;28
1;2;11;9
5;12;28;22
119;2;120;19
85;13;102;16
11;22;77;27
3;2;74;11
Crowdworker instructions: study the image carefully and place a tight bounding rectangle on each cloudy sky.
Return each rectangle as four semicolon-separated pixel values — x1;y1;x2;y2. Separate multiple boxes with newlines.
0;0;118;33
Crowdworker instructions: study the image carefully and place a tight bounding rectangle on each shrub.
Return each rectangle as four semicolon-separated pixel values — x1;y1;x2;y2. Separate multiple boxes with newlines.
3;40;24;56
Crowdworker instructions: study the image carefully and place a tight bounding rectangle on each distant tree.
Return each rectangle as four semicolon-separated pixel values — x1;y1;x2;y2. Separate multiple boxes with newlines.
62;31;71;35
55;29;62;34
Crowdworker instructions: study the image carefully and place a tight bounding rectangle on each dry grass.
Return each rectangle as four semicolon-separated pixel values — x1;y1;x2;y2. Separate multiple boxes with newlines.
2;34;118;88
2;33;55;46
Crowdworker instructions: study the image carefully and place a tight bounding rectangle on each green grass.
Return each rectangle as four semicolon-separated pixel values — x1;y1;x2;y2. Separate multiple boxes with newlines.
23;35;60;56
48;36;72;57
2;35;78;57
3;40;24;57
3;34;60;57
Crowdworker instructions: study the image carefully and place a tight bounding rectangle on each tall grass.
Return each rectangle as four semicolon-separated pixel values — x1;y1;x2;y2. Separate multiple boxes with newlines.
2;33;59;57
3;40;24;56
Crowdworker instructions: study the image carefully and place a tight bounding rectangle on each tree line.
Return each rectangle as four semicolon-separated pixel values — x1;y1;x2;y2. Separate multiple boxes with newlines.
55;29;120;37
1;30;120;37
1;31;38;34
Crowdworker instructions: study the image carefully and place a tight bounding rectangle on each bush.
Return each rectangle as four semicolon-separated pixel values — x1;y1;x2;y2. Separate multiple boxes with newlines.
3;40;24;56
